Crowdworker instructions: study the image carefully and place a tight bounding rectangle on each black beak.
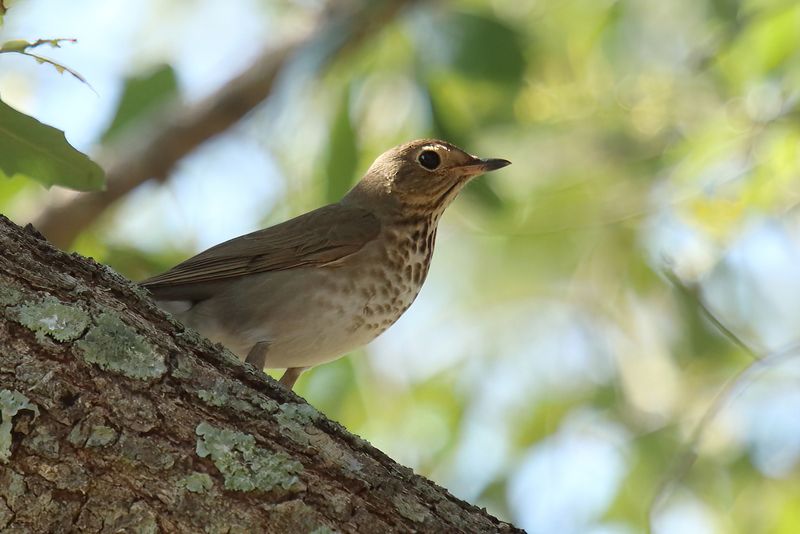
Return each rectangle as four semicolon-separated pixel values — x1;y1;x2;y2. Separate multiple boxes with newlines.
479;158;512;171
458;157;512;176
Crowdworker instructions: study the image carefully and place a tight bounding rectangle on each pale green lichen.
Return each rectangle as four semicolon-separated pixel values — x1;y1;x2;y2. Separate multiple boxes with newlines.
308;526;338;534
197;388;230;408
196;378;275;415
86;425;118;448
274;402;326;448
75;312;166;380
179;471;214;493
278;402;321;425
195;422;304;493
0;284;23;307
7;296;90;342
0;389;39;464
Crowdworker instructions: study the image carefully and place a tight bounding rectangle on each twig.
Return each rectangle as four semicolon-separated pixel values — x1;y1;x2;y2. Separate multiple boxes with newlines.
663;269;760;360
647;269;800;530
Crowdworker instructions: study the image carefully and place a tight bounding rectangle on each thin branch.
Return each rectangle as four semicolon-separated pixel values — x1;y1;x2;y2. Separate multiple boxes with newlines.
0;38;93;89
663;268;761;360
34;0;418;249
21;51;95;92
647;269;800;530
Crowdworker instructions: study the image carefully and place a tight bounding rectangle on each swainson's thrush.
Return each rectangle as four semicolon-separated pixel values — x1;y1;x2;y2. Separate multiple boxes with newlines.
142;139;510;388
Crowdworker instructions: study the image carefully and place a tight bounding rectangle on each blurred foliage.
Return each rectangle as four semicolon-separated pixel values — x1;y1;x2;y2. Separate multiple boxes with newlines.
323;85;358;203
2;0;800;532
101;64;178;143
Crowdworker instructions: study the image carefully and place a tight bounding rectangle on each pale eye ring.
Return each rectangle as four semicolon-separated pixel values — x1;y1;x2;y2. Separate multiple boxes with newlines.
418;150;441;170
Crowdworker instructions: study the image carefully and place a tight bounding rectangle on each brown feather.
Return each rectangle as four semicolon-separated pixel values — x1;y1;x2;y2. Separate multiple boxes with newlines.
141;203;380;299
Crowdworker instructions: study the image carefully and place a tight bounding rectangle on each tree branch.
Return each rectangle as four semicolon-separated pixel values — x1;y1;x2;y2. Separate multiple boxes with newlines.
0;213;520;532
34;0;417;249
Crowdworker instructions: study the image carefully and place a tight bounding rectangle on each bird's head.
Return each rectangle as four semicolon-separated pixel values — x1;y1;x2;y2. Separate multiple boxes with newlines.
344;139;510;218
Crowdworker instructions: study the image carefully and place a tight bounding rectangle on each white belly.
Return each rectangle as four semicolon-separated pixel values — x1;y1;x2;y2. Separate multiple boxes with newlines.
178;256;423;369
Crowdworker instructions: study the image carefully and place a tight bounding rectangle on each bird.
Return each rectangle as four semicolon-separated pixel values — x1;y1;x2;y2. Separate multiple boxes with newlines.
141;139;510;389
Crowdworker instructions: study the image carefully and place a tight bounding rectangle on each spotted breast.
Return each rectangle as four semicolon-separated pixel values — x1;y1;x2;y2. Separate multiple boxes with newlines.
353;216;437;339
176;216;438;370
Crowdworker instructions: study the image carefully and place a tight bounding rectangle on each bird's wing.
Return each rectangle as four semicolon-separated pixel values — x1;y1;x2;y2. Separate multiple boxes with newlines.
141;204;381;296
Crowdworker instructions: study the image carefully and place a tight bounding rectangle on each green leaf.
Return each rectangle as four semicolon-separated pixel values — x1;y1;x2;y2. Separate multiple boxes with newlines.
0;39;29;53
0;98;105;191
425;11;527;86
323;86;358;203
101;64;179;143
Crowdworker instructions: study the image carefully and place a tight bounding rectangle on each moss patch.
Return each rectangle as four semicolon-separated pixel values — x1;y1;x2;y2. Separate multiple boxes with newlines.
195;422;304;493
0;389;39;464
7;296;90;342
75;312;166;380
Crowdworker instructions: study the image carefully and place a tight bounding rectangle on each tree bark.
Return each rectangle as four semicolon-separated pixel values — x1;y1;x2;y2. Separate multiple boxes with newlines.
0;215;521;533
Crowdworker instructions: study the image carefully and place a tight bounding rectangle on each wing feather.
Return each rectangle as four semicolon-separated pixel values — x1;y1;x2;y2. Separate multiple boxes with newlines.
141;203;380;298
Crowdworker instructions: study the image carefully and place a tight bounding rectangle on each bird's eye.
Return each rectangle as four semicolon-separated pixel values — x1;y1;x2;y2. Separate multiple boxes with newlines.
418;150;441;170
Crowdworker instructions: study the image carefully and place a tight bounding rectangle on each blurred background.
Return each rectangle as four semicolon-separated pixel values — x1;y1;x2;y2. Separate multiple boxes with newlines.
2;0;800;532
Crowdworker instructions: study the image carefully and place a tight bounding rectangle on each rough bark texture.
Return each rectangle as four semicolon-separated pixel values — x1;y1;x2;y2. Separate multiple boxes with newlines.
0;215;521;533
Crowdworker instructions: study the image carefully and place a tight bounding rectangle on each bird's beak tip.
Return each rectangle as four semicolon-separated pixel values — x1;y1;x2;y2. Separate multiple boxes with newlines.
481;158;511;171
457;156;512;176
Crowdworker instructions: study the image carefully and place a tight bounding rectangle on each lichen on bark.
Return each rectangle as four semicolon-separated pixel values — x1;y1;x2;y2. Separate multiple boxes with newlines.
195;422;305;493
75;311;166;379
7;295;90;342
0;390;39;464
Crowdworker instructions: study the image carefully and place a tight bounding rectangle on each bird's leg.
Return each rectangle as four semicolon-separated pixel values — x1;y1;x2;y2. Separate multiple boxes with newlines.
279;367;307;389
246;342;304;389
245;341;270;370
